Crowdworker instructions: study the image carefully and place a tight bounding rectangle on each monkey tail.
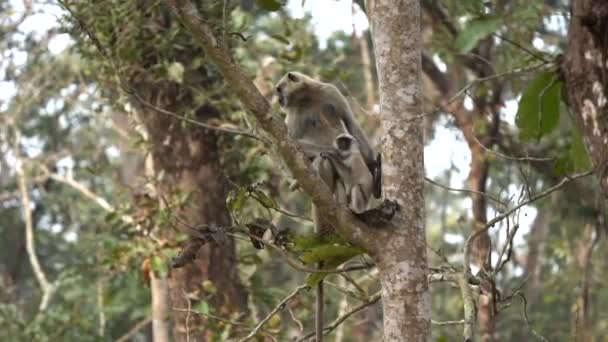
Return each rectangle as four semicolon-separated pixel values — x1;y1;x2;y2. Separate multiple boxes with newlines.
315;277;324;342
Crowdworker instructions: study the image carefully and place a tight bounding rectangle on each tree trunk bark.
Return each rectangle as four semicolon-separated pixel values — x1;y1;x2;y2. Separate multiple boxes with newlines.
133;87;248;340
562;0;608;197
367;0;431;340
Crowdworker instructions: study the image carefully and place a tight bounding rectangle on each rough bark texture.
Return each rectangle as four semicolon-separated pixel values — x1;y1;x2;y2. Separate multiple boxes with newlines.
140;99;248;341
562;0;608;197
367;0;431;340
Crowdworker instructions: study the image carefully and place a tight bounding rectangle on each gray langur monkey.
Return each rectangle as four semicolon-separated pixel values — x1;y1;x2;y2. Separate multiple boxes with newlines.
275;71;382;342
322;133;375;214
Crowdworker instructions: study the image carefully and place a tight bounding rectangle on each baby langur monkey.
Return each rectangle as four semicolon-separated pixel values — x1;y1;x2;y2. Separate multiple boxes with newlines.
322;133;375;213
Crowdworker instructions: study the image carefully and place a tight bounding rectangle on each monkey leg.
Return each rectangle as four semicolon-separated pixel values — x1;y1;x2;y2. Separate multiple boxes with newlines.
350;184;368;214
311;156;339;342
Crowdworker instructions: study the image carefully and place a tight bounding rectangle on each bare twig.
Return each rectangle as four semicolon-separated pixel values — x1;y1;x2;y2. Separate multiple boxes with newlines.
493;224;520;276
432;319;466;325
463;171;592;270
295;291;381;341
445;63;547;106
288;307;304;332
517;292;549;342
425;177;506;206
491;33;550;64
42;169;135;225
128;90;269;144
173;308;249;327
115;318;152;342
237;284;308;342
471;134;554;162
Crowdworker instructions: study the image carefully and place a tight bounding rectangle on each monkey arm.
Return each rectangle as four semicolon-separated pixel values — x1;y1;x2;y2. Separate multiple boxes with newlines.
298;140;340;158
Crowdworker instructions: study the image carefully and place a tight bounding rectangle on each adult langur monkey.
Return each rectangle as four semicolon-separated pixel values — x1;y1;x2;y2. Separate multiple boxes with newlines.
275;71;381;341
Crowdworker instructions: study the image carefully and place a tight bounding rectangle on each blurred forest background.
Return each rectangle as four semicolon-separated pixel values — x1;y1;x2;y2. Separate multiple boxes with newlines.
0;0;606;341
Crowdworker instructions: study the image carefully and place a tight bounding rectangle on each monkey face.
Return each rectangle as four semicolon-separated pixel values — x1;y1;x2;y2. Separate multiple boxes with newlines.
275;71;304;107
335;133;356;152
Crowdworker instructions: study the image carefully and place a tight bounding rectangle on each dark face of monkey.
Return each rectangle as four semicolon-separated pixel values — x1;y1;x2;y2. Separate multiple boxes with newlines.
336;135;353;151
276;72;300;107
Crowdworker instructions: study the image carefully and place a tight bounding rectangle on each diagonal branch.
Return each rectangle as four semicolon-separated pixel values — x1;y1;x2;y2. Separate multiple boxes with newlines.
14;133;54;311
166;0;375;251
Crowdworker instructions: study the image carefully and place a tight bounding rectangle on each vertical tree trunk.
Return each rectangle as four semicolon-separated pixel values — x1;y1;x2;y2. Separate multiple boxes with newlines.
131;84;247;340
140;101;248;341
151;271;171;342
562;0;608;197
574;224;598;342
367;0;431;340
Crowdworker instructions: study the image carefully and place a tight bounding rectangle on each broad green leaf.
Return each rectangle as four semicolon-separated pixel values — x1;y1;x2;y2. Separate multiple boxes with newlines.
268;34;290;45
554;126;591;176
304;246;363;287
455;17;500;53
252;189;277;209
292;233;346;251
256;0;282;11
515;71;562;141
300;245;364;264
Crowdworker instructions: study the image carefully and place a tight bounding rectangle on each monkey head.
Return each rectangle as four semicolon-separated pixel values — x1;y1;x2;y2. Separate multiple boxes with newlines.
334;133;359;157
275;71;311;107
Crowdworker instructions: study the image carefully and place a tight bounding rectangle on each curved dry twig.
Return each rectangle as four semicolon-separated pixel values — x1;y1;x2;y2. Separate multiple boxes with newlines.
237;284;308;342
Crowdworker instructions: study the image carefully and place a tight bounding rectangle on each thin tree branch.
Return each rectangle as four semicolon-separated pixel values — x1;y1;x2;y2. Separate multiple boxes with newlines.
463;171;593;270
14;132;54;312
425;176;506;206
237;284;308;342
115;318;152;342
41;169;135;225
295;291;381;342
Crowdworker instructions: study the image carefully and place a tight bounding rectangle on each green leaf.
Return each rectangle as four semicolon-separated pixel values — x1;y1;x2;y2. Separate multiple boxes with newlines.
252;189;277;209
268;34;290;45
300;245;364;265
226;187;248;214
151;255;168;277
515;71;562;141
554;126;591;176
455;17;501;53
292;233;346;251
256;0;282;11
304;245;363;287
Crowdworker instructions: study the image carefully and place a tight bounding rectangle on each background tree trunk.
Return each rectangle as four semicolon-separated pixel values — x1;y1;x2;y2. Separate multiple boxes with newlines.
562;0;608;197
367;0;431;340
139;100;248;341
